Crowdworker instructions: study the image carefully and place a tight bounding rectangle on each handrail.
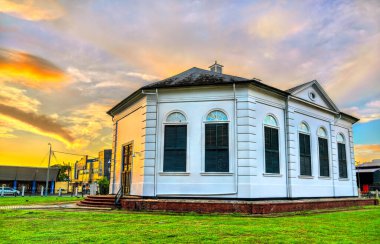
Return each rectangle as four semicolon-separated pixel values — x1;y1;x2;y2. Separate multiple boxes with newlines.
115;185;123;205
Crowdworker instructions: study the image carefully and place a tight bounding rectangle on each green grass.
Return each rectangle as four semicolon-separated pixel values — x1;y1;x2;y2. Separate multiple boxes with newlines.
0;196;83;206
0;206;379;243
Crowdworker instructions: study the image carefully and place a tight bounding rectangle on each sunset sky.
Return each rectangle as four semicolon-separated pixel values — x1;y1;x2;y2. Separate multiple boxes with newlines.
0;0;379;167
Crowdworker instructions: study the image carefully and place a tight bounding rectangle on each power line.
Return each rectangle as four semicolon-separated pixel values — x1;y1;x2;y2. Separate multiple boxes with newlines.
52;150;97;159
38;151;49;166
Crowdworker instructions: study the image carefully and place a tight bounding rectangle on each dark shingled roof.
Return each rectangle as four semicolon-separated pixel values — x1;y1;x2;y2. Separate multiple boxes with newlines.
106;67;359;123
107;67;289;116
142;67;250;89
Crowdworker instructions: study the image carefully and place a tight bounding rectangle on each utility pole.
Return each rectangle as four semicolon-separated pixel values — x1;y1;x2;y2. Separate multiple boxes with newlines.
45;143;52;196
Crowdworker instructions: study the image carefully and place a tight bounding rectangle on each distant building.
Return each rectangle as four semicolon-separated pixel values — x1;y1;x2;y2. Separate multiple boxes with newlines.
0;166;59;194
356;159;380;191
98;149;112;180
107;62;359;199
71;149;112;186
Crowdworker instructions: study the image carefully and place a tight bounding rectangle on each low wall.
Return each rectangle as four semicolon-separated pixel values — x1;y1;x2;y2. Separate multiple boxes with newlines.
120;198;378;214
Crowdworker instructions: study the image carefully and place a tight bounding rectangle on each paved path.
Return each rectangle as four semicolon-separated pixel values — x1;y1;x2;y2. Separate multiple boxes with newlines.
0;203;112;210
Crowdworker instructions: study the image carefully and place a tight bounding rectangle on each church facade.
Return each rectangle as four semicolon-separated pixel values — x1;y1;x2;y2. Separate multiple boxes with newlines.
107;62;359;199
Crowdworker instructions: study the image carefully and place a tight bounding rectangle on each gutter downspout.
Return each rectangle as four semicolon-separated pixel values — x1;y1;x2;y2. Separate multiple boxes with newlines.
233;83;238;195
111;116;118;194
284;96;291;198
155;88;158;197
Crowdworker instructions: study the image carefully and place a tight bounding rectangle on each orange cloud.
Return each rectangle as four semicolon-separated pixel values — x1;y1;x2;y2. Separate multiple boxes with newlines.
355;144;380;163
0;48;67;88
0;0;64;21
0;104;74;145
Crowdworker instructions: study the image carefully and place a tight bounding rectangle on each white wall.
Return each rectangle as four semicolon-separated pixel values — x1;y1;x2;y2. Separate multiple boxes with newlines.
111;84;358;198
287;99;357;197
109;97;146;195
155;86;236;196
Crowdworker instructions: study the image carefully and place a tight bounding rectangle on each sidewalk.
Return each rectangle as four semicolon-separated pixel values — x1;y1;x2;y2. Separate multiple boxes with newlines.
0;203;112;210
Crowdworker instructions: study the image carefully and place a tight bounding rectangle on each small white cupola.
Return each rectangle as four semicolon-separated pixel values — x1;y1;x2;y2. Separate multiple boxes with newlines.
209;61;223;74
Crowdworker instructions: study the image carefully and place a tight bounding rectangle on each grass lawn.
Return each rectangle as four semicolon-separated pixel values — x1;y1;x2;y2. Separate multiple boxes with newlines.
0;196;83;206
0;206;379;243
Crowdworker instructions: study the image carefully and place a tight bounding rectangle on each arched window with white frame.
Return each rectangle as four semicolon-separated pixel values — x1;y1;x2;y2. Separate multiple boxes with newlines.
163;112;187;172
299;122;312;176
205;110;229;172
318;127;329;177
337;133;347;178
264;115;280;174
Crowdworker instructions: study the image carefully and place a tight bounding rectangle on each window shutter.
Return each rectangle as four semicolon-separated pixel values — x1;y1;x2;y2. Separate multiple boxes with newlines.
299;134;311;176
265;127;280;174
318;138;329;177
338;143;347;178
163;125;187;172
205;123;229;172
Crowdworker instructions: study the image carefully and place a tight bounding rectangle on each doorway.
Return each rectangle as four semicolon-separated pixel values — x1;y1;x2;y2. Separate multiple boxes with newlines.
121;142;133;195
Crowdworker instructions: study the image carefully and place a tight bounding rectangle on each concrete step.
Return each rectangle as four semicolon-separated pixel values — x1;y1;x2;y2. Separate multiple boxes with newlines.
80;200;115;206
84;198;115;203
77;202;116;209
87;195;115;200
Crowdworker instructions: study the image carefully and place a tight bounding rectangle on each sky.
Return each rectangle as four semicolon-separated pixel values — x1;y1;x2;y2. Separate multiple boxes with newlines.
0;0;379;166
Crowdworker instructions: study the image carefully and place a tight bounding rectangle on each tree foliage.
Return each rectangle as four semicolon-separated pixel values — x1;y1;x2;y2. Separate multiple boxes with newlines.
52;163;71;181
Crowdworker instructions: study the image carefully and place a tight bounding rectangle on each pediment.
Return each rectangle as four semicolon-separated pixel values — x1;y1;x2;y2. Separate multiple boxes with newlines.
287;80;339;112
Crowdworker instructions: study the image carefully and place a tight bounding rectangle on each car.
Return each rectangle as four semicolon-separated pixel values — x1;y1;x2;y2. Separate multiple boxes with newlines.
0;187;20;196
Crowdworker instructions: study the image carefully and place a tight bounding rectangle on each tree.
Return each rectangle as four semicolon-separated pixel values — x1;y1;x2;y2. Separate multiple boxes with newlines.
52;163;72;181
97;177;110;195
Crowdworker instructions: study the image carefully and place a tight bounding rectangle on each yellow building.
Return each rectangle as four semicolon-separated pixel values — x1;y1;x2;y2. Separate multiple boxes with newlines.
70;149;111;186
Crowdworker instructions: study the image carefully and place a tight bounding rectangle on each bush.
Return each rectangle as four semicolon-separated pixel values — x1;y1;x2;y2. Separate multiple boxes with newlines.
97;177;110;195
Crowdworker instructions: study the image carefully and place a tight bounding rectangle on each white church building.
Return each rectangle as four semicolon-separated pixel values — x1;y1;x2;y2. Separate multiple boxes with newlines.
107;62;359;199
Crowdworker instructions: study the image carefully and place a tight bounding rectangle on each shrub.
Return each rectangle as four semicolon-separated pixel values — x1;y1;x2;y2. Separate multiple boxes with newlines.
97;177;110;195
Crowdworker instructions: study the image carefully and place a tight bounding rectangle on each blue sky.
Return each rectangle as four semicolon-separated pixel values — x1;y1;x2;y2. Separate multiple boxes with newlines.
0;0;379;165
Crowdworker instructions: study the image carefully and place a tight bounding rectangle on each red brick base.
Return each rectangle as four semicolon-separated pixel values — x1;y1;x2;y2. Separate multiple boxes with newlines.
120;198;378;214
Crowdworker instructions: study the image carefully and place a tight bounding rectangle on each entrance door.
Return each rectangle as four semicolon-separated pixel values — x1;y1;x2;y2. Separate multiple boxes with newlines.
121;143;133;195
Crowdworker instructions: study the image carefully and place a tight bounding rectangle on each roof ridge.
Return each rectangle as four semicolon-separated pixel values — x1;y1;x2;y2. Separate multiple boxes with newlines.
286;80;315;93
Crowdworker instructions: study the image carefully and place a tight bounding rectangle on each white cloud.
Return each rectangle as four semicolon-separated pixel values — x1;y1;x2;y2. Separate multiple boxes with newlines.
0;84;40;113
247;8;308;41
343;100;380;123
125;72;160;82
61;103;111;149
67;67;92;83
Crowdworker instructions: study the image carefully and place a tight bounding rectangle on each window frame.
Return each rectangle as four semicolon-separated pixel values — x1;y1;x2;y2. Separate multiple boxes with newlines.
160;111;189;174
298;121;312;177
263;114;281;175
337;133;348;179
317;127;330;178
202;109;232;174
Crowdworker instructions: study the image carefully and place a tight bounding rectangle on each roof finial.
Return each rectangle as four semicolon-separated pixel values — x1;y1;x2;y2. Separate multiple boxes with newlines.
209;60;224;74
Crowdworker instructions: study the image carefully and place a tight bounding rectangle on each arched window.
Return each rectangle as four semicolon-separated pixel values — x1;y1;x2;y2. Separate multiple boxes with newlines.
166;112;186;123
337;133;345;143
299;122;311;176
163;112;187;172
264;115;280;174
299;122;310;133
337;133;347;178
264;115;278;127
317;127;327;138
205;110;229;172
206;110;228;121
318;127;329;177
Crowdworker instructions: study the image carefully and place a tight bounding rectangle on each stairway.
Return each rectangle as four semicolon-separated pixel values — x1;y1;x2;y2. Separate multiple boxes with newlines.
77;195;117;209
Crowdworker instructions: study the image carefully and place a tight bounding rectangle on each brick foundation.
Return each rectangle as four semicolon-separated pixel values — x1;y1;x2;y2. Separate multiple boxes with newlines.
120;198;378;214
